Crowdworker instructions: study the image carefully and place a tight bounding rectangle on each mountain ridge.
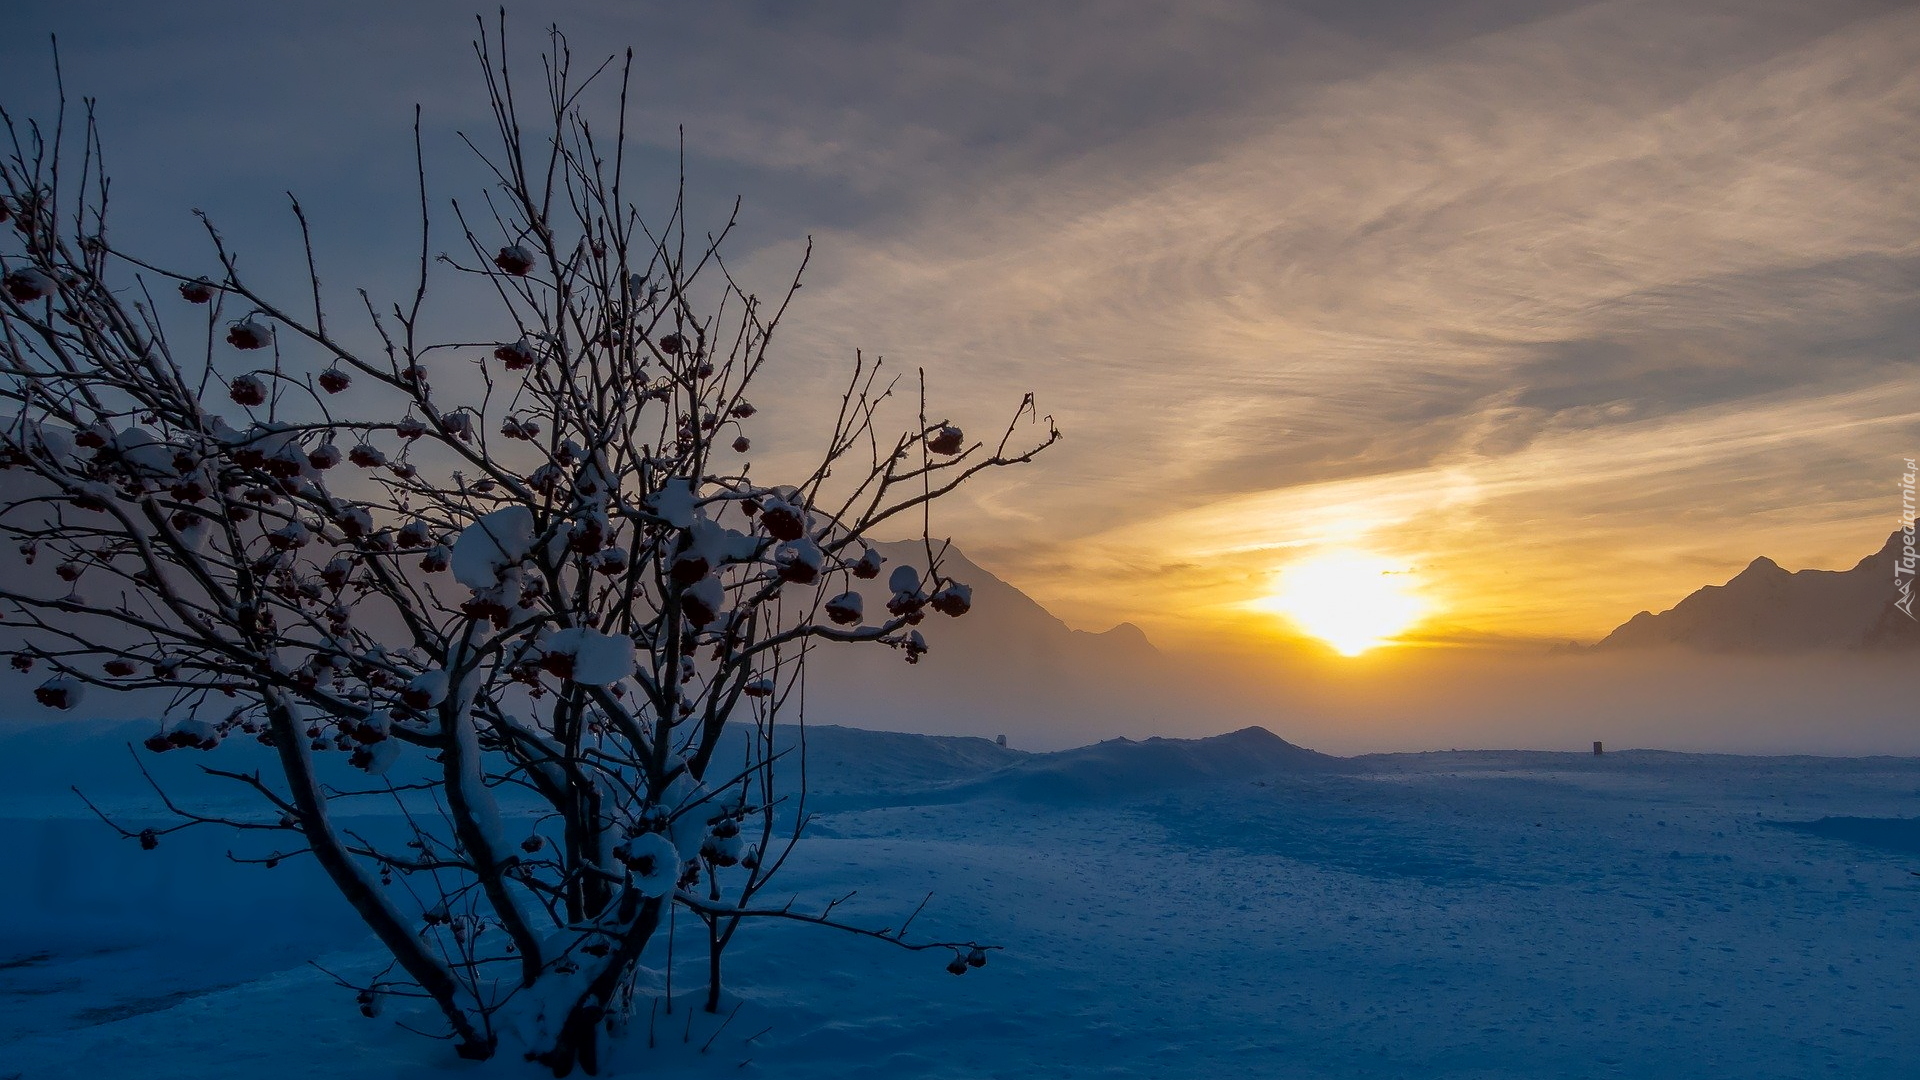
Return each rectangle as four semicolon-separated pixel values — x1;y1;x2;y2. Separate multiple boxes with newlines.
1592;530;1917;653
804;540;1180;747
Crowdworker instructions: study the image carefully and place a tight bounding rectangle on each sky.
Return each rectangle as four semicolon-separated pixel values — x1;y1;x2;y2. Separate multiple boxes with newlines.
4;0;1917;657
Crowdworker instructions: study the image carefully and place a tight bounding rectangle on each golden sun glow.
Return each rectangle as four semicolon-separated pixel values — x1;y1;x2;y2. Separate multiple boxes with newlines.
1249;550;1428;656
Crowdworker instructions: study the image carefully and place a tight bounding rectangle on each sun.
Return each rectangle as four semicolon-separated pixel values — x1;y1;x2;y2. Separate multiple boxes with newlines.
1249;550;1427;656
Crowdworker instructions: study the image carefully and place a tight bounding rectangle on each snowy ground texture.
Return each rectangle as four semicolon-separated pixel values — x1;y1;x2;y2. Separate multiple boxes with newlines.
3;723;1919;1079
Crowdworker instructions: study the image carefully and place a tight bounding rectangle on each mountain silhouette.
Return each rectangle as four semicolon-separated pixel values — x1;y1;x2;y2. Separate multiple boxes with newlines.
803;540;1180;747
1594;530;1918;652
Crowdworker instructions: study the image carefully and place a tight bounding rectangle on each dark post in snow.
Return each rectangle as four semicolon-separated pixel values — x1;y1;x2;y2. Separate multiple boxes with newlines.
0;19;1055;1075
1594;741;1604;756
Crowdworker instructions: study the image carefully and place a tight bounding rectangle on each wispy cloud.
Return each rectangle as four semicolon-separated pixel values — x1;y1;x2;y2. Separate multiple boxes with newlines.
7;0;1916;646
764;0;1920;641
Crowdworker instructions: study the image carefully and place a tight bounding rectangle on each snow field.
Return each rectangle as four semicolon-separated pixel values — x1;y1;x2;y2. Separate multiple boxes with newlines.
2;730;1917;1078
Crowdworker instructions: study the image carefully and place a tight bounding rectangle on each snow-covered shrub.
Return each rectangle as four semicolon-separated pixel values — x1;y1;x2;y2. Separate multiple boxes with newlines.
0;24;1051;1077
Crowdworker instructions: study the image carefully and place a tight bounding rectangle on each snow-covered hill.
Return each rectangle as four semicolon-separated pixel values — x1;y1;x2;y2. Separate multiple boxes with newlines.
827;725;1348;808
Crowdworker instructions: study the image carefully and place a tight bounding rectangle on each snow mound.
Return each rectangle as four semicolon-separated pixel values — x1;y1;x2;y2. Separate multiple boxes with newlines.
703;724;1023;811
804;725;1349;809
1772;815;1920;857
948;725;1349;804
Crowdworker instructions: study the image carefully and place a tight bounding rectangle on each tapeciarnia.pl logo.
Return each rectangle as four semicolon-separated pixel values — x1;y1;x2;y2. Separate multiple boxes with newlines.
1899;456;1916;620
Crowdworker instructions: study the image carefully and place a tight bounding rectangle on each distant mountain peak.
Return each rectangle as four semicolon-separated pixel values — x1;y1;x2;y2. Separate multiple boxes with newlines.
1070;620;1160;656
806;539;1178;745
1594;531;1917;653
